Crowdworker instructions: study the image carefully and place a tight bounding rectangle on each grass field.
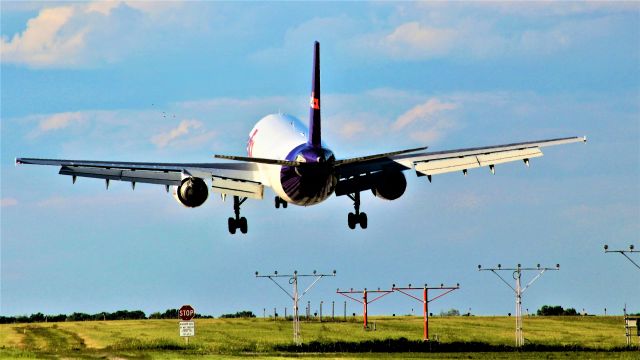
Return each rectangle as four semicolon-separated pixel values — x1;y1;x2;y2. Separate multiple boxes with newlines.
1;316;638;359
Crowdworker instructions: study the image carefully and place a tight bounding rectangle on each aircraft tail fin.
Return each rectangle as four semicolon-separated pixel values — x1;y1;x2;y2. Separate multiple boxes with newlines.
308;41;321;147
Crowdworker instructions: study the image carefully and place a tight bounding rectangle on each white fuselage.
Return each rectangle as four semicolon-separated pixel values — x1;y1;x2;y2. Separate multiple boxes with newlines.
248;113;335;205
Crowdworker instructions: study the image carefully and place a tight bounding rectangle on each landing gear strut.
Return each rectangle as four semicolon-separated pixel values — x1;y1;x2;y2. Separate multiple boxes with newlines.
274;196;288;209
347;192;367;230
228;196;248;234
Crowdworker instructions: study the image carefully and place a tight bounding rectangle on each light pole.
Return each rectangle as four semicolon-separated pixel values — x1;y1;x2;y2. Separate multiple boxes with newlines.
478;263;559;347
604;244;639;270
256;270;336;345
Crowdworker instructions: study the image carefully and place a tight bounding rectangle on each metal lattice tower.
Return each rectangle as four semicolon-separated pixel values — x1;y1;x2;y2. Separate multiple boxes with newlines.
604;244;639;270
478;263;559;347
255;270;335;345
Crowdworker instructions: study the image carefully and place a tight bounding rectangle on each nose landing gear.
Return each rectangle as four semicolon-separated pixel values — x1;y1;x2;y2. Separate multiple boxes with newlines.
274;196;288;209
228;196;248;234
347;192;367;230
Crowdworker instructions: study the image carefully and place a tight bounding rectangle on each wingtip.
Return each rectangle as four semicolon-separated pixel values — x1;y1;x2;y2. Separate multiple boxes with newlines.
582;135;587;143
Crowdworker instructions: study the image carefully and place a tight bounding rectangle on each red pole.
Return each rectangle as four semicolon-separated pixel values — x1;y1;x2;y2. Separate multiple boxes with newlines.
424;287;429;341
363;289;368;330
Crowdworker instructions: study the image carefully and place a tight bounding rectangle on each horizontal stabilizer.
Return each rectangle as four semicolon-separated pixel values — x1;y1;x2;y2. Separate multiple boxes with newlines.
214;154;301;167
335;146;428;166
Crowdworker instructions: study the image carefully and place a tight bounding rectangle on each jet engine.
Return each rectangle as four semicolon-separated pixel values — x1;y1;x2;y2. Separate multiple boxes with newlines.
371;171;407;200
173;177;208;208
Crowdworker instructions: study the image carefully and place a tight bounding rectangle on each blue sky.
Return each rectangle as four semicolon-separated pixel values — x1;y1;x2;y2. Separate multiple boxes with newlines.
1;1;639;319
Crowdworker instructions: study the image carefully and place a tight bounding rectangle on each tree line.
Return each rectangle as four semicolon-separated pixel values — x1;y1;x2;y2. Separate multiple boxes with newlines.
0;309;215;324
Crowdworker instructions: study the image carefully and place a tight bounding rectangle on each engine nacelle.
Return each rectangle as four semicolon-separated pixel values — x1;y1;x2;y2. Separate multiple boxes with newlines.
172;177;208;208
371;171;407;201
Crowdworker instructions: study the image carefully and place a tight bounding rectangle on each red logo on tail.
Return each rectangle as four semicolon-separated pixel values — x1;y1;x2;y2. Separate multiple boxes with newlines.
310;92;320;110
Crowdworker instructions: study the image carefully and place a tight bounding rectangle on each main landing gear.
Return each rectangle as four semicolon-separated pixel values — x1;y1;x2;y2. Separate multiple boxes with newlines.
228;196;248;234
274;196;288;209
347;192;367;230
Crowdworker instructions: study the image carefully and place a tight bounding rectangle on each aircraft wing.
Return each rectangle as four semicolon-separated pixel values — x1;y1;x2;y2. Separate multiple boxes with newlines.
334;136;586;195
15;158;266;199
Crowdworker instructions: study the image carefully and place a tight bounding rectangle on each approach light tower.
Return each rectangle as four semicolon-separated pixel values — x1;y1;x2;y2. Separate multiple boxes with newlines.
478;263;560;347
392;283;460;341
604;244;639;270
255;270;336;345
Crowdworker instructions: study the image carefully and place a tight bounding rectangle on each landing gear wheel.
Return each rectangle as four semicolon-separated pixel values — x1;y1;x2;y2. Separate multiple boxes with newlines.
347;192;367;229
348;212;356;229
359;212;368;229
228;217;236;234
229;196;248;234
239;217;248;234
275;196;288;209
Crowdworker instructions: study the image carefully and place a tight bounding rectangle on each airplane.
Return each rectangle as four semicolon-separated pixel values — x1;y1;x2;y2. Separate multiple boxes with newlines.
16;41;586;234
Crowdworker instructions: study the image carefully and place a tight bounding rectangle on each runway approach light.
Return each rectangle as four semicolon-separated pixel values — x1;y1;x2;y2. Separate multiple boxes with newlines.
604;244;609;250
255;271;259;276
631;245;635;250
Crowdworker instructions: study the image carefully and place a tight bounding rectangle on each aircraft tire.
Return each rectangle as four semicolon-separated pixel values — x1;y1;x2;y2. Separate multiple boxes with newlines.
282;201;288;208
228;217;236;234
275;196;280;208
359;212;368;229
348;212;356;229
240;217;248;234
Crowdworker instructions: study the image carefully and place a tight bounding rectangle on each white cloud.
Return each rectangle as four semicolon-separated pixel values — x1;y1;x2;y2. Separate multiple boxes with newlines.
38;112;86;132
379;22;457;60
1;5;85;67
393;98;457;130
339;121;367;139
1;198;19;207
151;119;212;149
0;1;185;68
352;3;629;61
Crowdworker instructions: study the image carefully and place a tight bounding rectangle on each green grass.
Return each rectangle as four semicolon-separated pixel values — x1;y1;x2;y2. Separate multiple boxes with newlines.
0;316;638;359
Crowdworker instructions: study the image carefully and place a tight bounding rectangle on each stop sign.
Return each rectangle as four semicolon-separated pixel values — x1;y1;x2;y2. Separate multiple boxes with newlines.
179;305;195;321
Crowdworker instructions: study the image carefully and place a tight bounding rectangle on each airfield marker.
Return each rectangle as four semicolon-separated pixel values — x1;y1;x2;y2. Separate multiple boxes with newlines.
256;270;336;345
478;264;559;347
392;283;460;341
604;244;639;270
337;287;394;330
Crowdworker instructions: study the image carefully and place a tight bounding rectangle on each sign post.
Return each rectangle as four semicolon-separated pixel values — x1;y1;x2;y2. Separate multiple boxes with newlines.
179;305;195;344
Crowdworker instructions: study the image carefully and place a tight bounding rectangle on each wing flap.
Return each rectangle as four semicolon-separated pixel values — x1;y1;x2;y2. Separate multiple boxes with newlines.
476;148;543;167
414;157;481;176
59;166;182;185
211;176;264;199
415;147;543;176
